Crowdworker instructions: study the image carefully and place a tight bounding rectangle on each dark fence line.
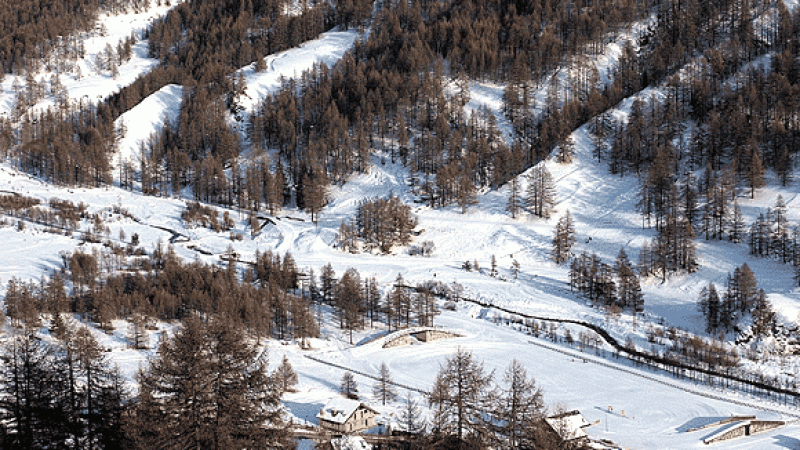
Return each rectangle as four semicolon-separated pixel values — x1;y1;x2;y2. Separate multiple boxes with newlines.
394;283;800;411
527;337;800;419
448;292;800;411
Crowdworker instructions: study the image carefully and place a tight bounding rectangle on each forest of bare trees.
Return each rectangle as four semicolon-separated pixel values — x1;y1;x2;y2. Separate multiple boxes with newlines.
2;0;799;254
425;349;572;450
337;195;418;253
4;0;800;445
0;313;295;450
0;0;148;74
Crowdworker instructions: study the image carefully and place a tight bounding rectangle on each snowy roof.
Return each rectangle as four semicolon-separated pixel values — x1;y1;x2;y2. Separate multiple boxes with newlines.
331;436;372;450
702;421;750;444
317;397;378;425
545;410;591;441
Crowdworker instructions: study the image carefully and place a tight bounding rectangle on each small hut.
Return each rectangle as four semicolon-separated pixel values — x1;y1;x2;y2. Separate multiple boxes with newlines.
544;410;593;444
317;398;380;434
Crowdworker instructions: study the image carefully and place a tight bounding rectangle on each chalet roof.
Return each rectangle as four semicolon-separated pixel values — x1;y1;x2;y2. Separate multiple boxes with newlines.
317;397;379;425
544;410;591;441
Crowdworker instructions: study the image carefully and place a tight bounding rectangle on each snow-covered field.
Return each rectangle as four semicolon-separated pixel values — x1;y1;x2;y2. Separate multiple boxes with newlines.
2;128;800;448
0;4;799;449
280;309;800;449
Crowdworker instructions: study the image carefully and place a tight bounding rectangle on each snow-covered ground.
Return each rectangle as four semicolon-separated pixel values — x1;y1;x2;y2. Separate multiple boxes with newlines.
2;131;800;447
279;308;800;450
0;0;183;120
0;5;799;450
113;84;184;168
235;30;361;115
113;28;361;169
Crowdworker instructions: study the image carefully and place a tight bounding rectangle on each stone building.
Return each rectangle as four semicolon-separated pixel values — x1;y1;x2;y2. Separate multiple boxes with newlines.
317;398;380;434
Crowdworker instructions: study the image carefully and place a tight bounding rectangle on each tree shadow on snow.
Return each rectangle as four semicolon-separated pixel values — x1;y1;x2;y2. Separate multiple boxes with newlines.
773;435;800;449
283;400;325;426
675;416;728;433
356;330;390;346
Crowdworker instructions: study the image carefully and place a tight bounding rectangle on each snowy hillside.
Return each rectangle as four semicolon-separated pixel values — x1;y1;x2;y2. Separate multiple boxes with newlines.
113;84;184;168
0;0;183;118
1;133;799;449
1;0;800;449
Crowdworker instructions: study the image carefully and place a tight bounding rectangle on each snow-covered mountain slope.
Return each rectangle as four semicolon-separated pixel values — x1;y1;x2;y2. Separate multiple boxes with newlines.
1;133;799;448
1;3;800;450
0;0;184;118
236;30;361;115
109;28;361;171
113;84;184;168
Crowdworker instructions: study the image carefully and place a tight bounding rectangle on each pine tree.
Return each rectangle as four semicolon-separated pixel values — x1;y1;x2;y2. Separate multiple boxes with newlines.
0;333;71;448
337;268;364;344
511;259;520;279
506;177;522;219
650;215;698;279
303;171;327;223
525;165;556;218
746;142;765;198
681;172;699;226
275;354;298;395
428;348;492;442
698;282;720;334
734;263;758;313
413;287;439;327
456;173;478;214
337;220;358;252
365;276;381;328
340;371;359;400
399;394;425;434
50;311;71;342
129;315;291;449
749;214;769;256
752;289;775;338
555;135;575;164
492;359;544;449
615;248;643;312
320;263;337;305
772;195;791;263
389;274;412;329
552;211;576;264
372;362;398;406
43;272;69;314
128;309;149;350
72;326;127;450
679;217;698;272
730;200;745;243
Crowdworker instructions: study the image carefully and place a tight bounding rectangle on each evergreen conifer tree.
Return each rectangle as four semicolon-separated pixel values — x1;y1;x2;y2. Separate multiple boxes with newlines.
340;371;359;400
373;362;398;406
552;211;576;264
129;315;291;449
